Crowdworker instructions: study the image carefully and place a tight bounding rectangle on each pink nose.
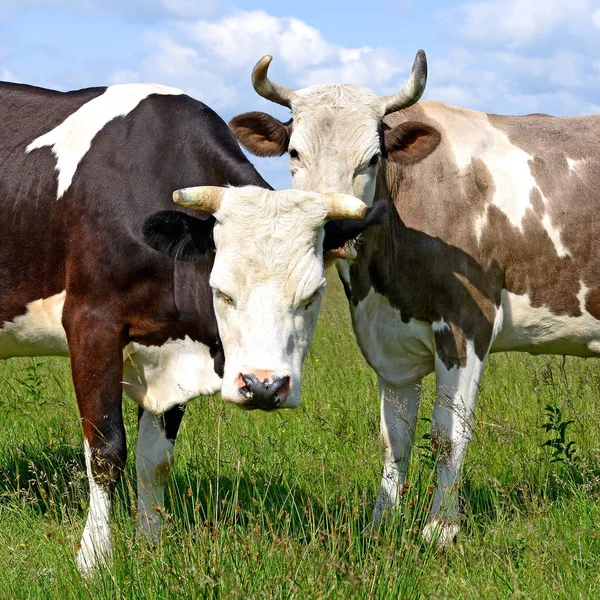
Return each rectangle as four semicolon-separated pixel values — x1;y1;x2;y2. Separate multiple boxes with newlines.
236;370;290;409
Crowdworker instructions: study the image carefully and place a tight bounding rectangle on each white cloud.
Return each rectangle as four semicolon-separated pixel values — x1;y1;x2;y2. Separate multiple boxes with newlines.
431;0;600;116
446;0;595;48
181;10;335;72
178;10;412;93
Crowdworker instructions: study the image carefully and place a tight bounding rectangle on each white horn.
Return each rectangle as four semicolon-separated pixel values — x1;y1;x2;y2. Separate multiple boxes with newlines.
251;55;297;108
380;49;428;116
172;186;224;213
323;193;368;221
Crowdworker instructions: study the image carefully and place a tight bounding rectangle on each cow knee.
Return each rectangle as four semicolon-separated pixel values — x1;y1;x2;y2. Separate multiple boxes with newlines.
86;430;127;489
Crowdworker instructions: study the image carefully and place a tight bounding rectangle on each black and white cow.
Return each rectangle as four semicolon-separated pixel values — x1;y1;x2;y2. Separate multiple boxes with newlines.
0;80;379;570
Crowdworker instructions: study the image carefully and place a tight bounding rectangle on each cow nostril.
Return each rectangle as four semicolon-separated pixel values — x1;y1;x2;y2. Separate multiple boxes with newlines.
237;372;290;407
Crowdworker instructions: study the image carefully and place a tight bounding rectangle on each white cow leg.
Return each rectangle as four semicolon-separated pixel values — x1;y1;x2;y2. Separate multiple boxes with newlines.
136;406;185;542
77;440;113;572
423;339;487;545
373;377;422;523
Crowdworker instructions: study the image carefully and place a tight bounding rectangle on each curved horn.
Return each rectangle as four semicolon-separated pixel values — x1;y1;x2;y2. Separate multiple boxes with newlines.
251;55;297;108
323;193;368;221
380;49;428;116
172;186;224;213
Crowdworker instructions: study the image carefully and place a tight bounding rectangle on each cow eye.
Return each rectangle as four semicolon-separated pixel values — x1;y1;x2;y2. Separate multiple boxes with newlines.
289;148;299;159
214;290;236;307
301;290;321;310
368;153;381;166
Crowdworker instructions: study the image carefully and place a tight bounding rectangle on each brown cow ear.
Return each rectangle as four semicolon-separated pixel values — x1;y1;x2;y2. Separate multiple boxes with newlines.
229;111;291;157
384;121;441;165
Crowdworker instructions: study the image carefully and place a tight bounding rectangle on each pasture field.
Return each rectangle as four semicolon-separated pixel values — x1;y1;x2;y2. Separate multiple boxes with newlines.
1;274;600;599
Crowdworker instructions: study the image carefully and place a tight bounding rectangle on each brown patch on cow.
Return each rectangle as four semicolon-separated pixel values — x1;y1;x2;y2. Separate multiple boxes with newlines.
585;287;600;320
434;323;468;370
487;111;600;319
228;111;292;157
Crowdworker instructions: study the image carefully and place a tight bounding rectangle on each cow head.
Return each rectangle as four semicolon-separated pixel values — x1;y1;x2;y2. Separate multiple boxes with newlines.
143;186;385;410
229;51;439;205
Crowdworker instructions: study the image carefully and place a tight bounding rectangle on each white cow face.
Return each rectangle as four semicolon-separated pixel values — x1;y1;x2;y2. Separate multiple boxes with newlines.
164;186;368;410
229;51;429;207
287;87;384;204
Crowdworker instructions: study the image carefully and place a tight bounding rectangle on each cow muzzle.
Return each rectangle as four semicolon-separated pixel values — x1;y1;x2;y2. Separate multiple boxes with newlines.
235;370;290;410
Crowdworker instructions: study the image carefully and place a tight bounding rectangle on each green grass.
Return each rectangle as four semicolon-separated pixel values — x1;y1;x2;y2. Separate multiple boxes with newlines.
1;274;600;598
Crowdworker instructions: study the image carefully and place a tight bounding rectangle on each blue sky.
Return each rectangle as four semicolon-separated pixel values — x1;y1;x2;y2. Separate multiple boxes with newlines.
2;0;600;188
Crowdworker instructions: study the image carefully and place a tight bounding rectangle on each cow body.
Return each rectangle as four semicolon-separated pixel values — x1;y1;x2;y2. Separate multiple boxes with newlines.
0;81;269;568
231;54;600;543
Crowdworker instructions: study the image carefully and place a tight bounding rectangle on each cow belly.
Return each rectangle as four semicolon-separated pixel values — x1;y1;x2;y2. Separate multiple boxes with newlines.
350;288;435;385
123;338;222;414
493;290;600;357
0;291;69;358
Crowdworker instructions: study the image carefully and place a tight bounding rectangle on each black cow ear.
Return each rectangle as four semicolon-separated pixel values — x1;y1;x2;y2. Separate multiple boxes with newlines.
142;210;215;260
229;111;292;157
323;200;389;253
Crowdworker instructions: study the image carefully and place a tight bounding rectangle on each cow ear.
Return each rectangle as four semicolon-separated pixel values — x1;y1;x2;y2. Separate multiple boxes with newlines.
384;121;441;165
323;200;389;254
142;211;215;260
229;111;291;157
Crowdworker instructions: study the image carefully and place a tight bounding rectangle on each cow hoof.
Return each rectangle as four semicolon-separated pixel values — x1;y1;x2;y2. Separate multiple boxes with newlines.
422;520;459;547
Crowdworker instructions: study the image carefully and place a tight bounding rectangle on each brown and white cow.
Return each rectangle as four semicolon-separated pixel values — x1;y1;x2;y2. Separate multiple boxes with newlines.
230;52;600;543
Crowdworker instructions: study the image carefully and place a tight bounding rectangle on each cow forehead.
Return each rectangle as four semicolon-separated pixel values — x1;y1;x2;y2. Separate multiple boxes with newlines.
211;188;326;291
291;84;384;132
215;187;327;228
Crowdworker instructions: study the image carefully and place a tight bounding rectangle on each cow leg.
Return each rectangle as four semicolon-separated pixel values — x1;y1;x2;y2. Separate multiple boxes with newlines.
373;377;422;523
63;309;127;572
136;404;186;542
423;336;487;545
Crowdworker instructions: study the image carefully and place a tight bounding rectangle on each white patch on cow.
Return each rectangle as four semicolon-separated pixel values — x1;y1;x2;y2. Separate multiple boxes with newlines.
432;319;450;333
541;213;570;258
77;440;112;572
493;290;600;357
123;337;222;413
136;410;174;542
567;157;584;173
0;291;68;358
474;211;488;245
26;83;184;199
578;281;589;314
346;279;435;386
